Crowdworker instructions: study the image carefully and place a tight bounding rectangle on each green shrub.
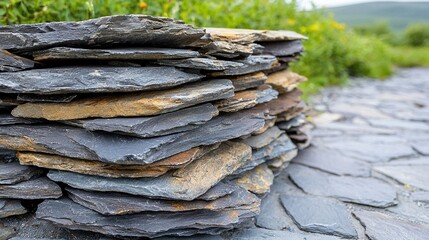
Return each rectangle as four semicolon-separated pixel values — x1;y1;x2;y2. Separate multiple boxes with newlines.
403;23;429;47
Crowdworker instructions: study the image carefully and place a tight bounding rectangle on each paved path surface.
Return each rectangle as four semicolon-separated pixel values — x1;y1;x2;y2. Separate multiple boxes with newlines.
3;68;429;239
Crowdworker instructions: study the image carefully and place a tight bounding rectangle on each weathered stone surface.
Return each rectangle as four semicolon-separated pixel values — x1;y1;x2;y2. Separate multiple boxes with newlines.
252;89;302;116
256;193;291;230
0;148;16;163
230;228;342;240
411;140;429;155
0;200;27;218
229;72;268;91
66;185;259;215
367;118;429;131
18;145;216;178
0;66;203;95
315;122;396;135
0;95;19;109
0;15;205;51
281;195;357;238
198;41;254;59
12;79;232;120
353;210;429;240
288;164;397;207
374;165;429;191
36;198;255;238
157;58;244;70
277;114;306;130
1;110;263;165
267;149;298;173
205;28;307;44
241;126;283;149
0;225;16;240
411;191;429;204
65;104;218;137
48;142;251;200
0;114;41;125
0;50;35;72
216;85;278;112
33;47;200;61
261;40;304;56
0;177;62;199
197;181;237;201
0;162;43;184
16;93;77;103
209;55;277;76
235;164;274;195
266;70;307;94
292;146;371;177
276;101;306;122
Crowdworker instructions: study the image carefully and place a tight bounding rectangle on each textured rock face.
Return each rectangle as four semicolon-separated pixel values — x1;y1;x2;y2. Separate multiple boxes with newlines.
0;177;62;199
241;126;283;149
0;50;35;72
216;85;278;112
0;162;43;184
229;72;268;91
261;40;304;56
0;15;205;51
157;58;245;70
209;55;278;76
234;164;274;195
205;28;307;44
0;200;27;218
0;66;203;95
16;93;77;103
266;70;307;94
47;142;252;200
11;79;233;120
252;89;302;116
0;114;42;125
32;47;200;61
65;104;218;137
374;165;429;191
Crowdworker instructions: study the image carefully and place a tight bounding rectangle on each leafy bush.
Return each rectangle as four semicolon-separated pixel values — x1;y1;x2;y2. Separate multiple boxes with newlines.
403;23;429;47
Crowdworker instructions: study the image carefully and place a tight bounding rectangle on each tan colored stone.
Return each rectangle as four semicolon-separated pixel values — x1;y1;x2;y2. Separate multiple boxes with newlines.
11;79;233;120
230;72;268;91
268;149;298;170
276;101;306;122
266;70;307;94
235;164;274;195
205;28;307;44
252;89;302;117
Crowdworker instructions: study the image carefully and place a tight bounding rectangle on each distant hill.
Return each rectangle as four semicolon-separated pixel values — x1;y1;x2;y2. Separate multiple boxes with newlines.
327;1;429;32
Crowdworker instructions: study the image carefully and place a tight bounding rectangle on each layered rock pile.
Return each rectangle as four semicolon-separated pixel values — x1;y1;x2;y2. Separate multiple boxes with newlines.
0;15;309;238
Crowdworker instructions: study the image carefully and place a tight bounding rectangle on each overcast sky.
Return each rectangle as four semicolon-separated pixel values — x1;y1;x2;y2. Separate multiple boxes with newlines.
299;0;429;8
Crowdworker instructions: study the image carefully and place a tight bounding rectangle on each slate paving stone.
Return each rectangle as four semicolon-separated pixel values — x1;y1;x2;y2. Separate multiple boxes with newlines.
388;195;429;223
374;165;429;191
0;177;62;199
255;193;291;230
328;102;391;119
230;228;342;240
315;122;396;135
280;195;357;239
411;140;429;155
367;118;429;131
0;50;35;72
411;191;429;204
288;164;397;207
0;200;27;218
0;66;203;95
32;47;200;61
353;210;429;240
0;162;43;184
292;146;371;177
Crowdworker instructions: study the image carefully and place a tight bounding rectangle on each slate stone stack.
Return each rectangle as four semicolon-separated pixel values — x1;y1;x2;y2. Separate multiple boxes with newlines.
0;15;309;238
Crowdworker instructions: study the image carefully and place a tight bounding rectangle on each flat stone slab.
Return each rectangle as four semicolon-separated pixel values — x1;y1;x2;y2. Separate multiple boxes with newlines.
0;66;203;95
241;126;283;149
367;118;429;131
411;140;429;155
32;47;200;61
0;225;16;240
65;103;218;137
0;114;41;125
255;193;291;230
280;195;357;238
209;55;277;76
12;79;232;120
0;199;27;218
16;93;77;103
157;58;244;70
0;162;43;184
216;85;278;112
229;72;267;91
277;114;306;130
197;40;255;59
1;110;264;165
292;146;371;177
48;142;251;200
36;198;256;238
66;184;259;215
0;177;62;199
0;50;35;72
230;228;342;240
374;165;429;191
252;89;302;116
261;40;304;57
235;164;274;195
266;70;307;94
411;191;429;204
205;28;307;44
353;210;429;240
288;164;397;207
0;15;205;51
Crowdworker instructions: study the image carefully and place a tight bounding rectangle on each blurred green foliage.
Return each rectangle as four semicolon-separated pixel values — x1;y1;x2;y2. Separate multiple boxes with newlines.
403;24;429;47
0;0;405;95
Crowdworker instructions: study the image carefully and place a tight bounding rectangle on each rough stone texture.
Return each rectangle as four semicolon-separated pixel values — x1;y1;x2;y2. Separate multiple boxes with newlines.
268;149;298;173
288;164;397;207
234;164;274;195
0;200;27;218
11;79;232;120
292;146;371;177
0;177;62;199
266;70;307;94
36;198;256;238
157;58;244;70
230;228;342;240
197;181;237;201
0;114;41;125
353;210;429;240
66;185;260;215
280;195;357;238
205;28;307;44
32;47;200;61
0;66;203;95
261;40;304;57
277;114;306;130
197;41;255;59
17;145;217;178
374;165;429;191
209;55;278;76
0;225;16;240
0;50;35;72
216;85;278;112
241;126;283;149
48;142;252;200
255;193;290;230
0;148;16;163
411;140;429;155
252;89;302;116
229;72;267;91
411;191;429;204
64;104;218;137
0;162;43;184
0;15;205;51
16;93;77;103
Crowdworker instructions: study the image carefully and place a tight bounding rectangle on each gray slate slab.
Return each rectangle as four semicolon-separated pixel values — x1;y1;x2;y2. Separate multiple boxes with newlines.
411;140;429;155
230;228;343;240
0;66;203;94
353;210;429;240
0;50;35;72
210;55;277;76
261;40;304;56
0;162;43;184
0;177;62;199
65;104;218;137
0;148;16;163
32;47;200;61
0;114;41;125
256;193;291;230
0;15;205;51
374;165;429;191
241;126;283;149
197;182;237;201
16;93;77;103
411;191;429;204
0;199;27;218
157;58;245;70
288;164;397;207
0;225;16;240
280;195;357;239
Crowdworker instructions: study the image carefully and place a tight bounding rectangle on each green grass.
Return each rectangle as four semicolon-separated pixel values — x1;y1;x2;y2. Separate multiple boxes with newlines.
391;47;429;67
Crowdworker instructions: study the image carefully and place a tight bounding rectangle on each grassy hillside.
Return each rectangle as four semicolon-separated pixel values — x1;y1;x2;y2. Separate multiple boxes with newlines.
328;1;429;32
